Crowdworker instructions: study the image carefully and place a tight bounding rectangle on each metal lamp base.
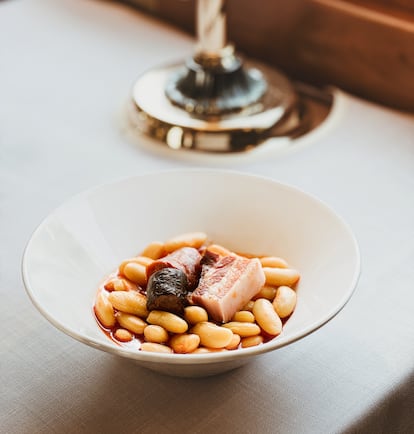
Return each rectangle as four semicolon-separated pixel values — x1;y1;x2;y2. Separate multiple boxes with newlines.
129;59;301;153
126;0;336;155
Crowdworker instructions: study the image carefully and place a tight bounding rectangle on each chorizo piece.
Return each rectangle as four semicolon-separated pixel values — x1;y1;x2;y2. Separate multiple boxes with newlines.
146;247;202;290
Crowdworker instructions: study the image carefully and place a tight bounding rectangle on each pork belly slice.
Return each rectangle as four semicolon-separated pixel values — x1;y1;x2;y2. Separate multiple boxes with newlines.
191;253;265;323
146;247;202;290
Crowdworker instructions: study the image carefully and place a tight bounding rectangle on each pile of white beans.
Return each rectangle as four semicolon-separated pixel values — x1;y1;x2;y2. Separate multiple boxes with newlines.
94;232;299;354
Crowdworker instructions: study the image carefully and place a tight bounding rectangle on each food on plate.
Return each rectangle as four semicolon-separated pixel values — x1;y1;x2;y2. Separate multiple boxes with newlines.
146;268;189;315
93;232;300;354
190;249;265;322
146;247;202;289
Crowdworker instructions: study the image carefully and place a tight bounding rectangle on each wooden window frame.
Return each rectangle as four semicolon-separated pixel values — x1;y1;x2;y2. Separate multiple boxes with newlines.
122;0;414;111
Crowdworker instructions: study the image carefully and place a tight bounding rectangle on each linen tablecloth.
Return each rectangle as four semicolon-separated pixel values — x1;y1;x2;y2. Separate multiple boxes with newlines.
1;1;413;432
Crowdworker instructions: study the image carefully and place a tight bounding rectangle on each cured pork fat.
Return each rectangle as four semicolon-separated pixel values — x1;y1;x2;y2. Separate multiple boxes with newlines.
191;250;265;323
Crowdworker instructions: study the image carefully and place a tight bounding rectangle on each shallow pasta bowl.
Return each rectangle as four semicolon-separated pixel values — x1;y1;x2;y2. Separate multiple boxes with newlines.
22;169;360;377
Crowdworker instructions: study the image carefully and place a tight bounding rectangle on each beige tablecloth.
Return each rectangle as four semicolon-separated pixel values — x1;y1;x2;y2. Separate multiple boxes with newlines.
1;1;413;433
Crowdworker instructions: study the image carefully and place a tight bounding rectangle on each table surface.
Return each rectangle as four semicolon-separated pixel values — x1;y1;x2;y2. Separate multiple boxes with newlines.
1;1;413;433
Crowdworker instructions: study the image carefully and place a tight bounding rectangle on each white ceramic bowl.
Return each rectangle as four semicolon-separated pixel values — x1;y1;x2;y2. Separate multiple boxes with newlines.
22;170;360;377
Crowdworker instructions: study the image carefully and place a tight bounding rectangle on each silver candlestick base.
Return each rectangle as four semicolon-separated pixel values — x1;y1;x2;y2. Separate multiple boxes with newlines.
129;59;297;152
127;0;334;154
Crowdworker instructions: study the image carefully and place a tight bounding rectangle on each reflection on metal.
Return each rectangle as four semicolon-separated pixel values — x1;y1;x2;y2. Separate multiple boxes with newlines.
166;126;183;150
126;0;335;155
127;62;334;154
165;52;269;116
162;0;295;120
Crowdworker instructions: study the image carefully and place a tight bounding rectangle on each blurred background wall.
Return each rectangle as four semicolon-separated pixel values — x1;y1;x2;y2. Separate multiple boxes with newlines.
119;0;414;112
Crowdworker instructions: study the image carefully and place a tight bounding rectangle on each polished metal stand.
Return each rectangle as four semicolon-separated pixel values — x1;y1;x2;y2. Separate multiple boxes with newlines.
128;0;333;154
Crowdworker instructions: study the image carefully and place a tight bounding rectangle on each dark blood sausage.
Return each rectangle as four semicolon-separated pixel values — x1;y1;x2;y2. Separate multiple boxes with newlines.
146;247;202;290
146;268;189;315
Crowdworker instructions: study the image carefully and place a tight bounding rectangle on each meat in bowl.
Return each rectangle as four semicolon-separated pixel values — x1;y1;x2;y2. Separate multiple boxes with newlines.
94;232;299;354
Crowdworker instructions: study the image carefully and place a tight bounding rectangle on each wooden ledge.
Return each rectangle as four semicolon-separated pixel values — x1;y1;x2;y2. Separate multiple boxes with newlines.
122;0;414;112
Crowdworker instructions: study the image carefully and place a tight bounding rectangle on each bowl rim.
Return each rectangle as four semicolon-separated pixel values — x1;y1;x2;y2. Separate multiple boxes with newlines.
21;168;361;365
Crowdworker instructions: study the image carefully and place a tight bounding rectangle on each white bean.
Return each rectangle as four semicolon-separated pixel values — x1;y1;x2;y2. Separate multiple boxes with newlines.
225;334;241;350
140;342;173;354
184;306;209;325
164;232;207;253
118;256;153;275
140;241;166;260
144;325;169;343
263;267;300;287
273;286;297;318
116;312;147;334
241;335;264;348
222;322;261;337
122;262;147;286
191;322;233;348
260;256;289;268
252;285;277;301
108;291;148;318
95;292;116;328
242;300;255;312
146;310;188;334
232;311;255;323
114;328;133;342
170;334;200;354
253;298;282;336
104;278;125;292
